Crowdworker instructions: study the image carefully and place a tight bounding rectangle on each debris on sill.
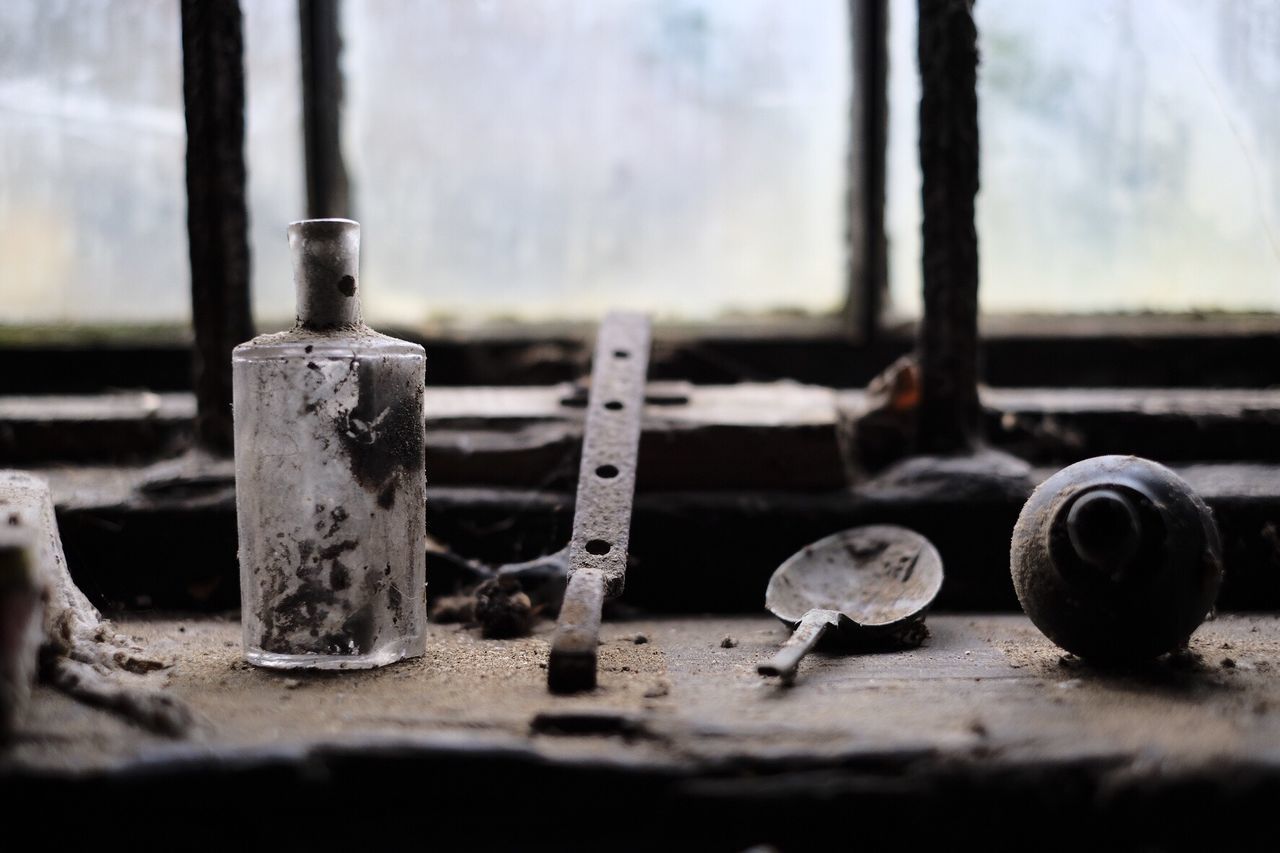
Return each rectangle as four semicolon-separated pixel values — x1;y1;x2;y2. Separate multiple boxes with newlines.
473;576;537;639
1;471;190;738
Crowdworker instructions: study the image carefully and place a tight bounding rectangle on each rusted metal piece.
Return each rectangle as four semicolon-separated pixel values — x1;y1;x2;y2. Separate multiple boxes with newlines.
181;0;254;455
759;524;943;684
1011;455;1224;662
547;313;651;693
546;570;607;694
916;0;981;454
299;0;350;219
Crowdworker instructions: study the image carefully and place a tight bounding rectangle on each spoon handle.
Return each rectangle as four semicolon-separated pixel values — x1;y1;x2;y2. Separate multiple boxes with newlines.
758;611;833;684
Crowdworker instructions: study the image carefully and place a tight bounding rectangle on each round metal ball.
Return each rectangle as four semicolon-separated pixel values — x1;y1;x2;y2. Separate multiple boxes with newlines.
1010;455;1223;662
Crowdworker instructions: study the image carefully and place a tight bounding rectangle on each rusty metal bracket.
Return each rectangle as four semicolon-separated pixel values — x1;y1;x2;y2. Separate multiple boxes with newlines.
547;313;651;693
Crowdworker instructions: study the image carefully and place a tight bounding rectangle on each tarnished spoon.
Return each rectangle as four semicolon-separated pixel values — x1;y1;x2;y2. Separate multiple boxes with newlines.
759;524;943;684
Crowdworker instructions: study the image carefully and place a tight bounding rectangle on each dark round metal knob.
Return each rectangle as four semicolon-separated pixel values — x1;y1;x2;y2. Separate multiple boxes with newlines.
1066;488;1141;576
1011;456;1223;662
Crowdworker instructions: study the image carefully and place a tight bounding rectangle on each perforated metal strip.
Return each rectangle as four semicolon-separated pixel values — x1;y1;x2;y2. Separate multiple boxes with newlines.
547;312;651;693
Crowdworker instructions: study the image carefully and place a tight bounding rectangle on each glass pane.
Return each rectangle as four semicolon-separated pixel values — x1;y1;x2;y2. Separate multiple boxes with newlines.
0;0;303;329
0;0;187;326
342;0;850;326
244;1;307;325
887;0;1280;316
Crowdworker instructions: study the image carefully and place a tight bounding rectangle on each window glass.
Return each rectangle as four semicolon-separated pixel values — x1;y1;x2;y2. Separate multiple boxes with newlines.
887;0;1280;317
0;0;303;328
342;0;850;326
245;1;307;325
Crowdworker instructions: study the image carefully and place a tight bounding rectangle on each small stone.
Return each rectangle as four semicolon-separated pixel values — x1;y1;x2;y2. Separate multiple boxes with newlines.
283;678;301;689
720;636;737;649
643;681;669;699
632;633;649;645
1221;657;1236;669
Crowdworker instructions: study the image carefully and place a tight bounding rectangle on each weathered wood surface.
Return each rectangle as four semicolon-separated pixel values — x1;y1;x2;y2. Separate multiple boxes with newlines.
6;384;1280;613
10;455;1280;614
3;614;1279;844
0;473;191;736
6;384;1280;475
13;466;1280;615
6;320;1280;398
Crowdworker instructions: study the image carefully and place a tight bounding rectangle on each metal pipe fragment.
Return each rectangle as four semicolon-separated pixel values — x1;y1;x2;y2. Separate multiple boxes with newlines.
181;0;254;455
299;0;351;219
916;0;981;454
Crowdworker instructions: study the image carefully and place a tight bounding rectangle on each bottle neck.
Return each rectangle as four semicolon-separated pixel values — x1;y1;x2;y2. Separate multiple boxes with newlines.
289;218;363;330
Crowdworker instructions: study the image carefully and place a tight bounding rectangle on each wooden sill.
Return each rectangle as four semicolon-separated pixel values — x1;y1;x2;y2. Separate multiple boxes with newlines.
4;383;1280;476
2;318;1280;393
6;613;1280;845
5;383;1280;613
15;458;1280;615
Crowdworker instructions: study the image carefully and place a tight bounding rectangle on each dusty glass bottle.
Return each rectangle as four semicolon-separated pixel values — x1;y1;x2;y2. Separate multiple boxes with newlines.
233;219;426;669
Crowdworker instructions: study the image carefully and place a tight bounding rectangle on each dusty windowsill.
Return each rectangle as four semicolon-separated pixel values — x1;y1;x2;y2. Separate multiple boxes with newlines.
7;613;1279;773
8;613;1280;843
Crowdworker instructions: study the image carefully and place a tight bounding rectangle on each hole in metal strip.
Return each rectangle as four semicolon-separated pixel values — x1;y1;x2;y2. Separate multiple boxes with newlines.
644;392;689;406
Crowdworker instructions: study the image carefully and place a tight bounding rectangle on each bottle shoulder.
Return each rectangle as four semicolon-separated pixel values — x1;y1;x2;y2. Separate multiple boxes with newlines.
234;323;424;361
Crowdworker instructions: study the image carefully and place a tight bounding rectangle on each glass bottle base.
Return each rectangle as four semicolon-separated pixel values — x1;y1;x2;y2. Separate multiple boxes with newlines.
244;636;423;671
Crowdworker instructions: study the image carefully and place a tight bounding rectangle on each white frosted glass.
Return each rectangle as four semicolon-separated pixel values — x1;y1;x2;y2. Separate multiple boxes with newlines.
0;0;304;327
887;0;1280;317
0;0;187;325
342;0;850;325
244;1;307;325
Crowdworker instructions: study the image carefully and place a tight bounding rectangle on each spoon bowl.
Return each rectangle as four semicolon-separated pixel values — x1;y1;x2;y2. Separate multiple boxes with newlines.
759;525;944;683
